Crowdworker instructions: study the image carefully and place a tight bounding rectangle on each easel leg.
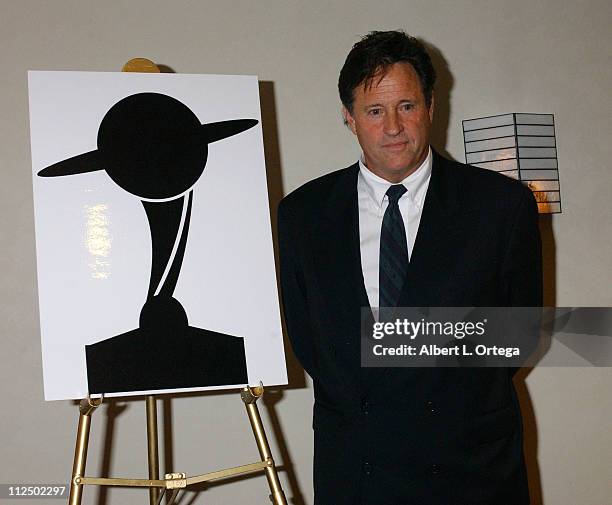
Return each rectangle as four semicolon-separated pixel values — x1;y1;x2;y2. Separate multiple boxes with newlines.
146;395;160;505
241;386;287;505
68;398;101;505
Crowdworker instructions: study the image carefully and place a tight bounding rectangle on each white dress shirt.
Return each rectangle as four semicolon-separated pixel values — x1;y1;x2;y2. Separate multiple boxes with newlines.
358;147;432;308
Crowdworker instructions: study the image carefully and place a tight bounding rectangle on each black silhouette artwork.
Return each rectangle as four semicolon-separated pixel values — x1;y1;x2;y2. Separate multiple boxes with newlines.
38;92;255;394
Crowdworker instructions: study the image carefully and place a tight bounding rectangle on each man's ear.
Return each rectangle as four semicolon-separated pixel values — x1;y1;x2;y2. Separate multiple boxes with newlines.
342;106;357;135
428;93;435;122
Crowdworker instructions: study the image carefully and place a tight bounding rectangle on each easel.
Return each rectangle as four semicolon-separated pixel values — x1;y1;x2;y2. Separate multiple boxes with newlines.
67;58;287;505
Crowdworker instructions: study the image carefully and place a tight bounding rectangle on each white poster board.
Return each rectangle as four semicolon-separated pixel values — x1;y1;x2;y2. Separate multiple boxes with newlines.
28;71;287;400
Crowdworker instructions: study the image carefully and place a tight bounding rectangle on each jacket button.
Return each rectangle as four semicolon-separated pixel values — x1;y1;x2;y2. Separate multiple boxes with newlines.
362;462;372;475
361;398;370;414
426;400;436;414
431;463;440;475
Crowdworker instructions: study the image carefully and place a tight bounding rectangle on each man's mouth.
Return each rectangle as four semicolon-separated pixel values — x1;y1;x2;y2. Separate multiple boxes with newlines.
382;141;408;150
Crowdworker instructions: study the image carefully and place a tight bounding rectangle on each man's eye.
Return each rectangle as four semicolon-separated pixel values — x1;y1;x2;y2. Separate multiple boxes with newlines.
400;103;414;111
368;108;382;116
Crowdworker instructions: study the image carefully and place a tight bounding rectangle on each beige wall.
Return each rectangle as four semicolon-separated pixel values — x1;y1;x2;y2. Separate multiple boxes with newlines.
1;1;610;504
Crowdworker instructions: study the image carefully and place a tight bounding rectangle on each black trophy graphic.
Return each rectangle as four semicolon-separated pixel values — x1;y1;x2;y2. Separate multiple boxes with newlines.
39;92;254;393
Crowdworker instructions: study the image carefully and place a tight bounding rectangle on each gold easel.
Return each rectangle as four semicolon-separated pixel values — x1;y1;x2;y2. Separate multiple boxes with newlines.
67;58;287;505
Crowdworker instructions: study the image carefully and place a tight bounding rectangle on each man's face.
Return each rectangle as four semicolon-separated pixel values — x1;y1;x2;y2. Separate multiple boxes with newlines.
343;62;434;183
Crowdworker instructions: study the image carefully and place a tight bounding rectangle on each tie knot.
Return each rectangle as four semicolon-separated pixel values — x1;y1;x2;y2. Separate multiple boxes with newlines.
386;184;407;202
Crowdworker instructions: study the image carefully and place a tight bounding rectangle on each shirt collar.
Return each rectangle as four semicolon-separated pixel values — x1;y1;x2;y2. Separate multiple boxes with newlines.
358;146;432;209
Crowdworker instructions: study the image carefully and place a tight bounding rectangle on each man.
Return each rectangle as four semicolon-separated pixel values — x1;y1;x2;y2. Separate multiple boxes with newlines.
278;31;541;505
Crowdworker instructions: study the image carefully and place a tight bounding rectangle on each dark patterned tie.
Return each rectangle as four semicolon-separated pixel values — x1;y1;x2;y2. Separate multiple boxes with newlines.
379;184;408;307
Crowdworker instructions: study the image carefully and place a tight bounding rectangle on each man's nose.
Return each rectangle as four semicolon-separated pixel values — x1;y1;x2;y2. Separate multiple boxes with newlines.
383;111;402;136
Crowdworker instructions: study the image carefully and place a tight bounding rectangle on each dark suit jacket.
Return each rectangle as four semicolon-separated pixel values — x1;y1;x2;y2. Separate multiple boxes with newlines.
278;151;542;505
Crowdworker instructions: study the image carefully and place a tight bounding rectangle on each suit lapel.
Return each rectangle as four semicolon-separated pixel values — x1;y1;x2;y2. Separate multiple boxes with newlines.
310;164;372;387
314;163;370;312
399;151;463;307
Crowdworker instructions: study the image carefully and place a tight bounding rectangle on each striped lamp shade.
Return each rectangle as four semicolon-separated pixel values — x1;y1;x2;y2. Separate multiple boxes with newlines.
462;113;561;214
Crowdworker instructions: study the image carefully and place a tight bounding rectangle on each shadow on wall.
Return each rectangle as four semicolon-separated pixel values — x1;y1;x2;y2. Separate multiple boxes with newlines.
512;214;557;505
539;215;557;308
259;80;307;392
421;40;455;160
156;64;176;74
94;402;128;505
515;363;543;505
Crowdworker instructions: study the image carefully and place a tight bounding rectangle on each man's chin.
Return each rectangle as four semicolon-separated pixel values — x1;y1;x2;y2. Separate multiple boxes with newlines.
364;152;423;181
384;160;421;180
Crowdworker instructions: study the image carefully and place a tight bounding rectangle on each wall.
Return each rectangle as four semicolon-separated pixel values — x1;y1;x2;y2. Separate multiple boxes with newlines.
1;1;610;503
